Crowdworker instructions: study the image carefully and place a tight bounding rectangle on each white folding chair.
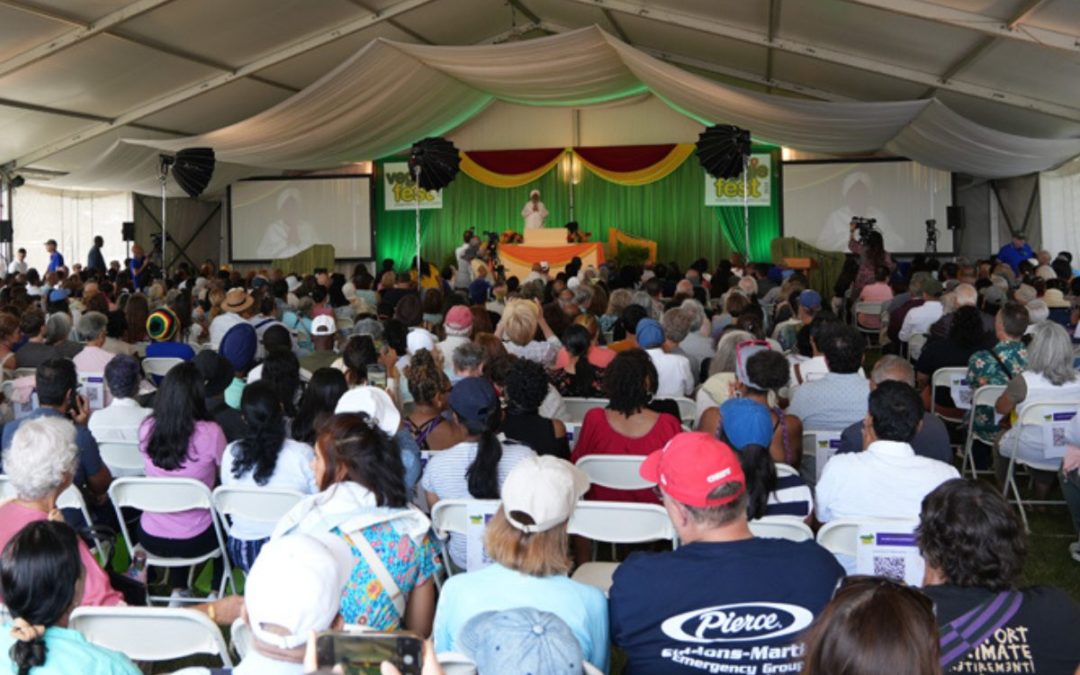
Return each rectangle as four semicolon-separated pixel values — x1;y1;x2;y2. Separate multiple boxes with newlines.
1002;400;1077;533
907;333;928;362
930;367;970;426
108;477;235;603
429;499;501;580
211;485;305;541
568;502;677;595
575;455;652;491
670;396;697;427
801;430;843;484
561;397;609;425
816;517;919;559
437;653;478;675
0;477;108;565
97;442;145;477
853;301;883;345
775;463;798;479
961;385;1005;479
70;606;234;668
748;516;813;542
142;357;184;381
12;368;36;380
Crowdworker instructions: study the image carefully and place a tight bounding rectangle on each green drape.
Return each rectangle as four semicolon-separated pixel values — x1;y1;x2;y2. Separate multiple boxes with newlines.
374;145;781;271
770;237;849;297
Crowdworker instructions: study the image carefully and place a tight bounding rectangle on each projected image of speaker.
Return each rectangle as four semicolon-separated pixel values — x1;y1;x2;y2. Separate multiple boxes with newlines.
0;221;11;244
946;206;965;230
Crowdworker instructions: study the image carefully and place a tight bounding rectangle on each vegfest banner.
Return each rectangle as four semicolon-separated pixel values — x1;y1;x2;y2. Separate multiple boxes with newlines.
705;154;772;207
383;162;443;211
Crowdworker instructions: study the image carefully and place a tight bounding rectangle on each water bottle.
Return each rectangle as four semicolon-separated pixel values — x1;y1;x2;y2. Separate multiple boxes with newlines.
126;550;148;585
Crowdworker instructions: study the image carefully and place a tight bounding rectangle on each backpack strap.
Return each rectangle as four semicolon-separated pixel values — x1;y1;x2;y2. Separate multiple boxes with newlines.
341;529;406;618
939;590;1023;670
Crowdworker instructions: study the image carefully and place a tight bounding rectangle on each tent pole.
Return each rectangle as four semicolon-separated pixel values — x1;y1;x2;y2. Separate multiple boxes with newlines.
413;164;422;286
160;172;167;275
742;156;751;261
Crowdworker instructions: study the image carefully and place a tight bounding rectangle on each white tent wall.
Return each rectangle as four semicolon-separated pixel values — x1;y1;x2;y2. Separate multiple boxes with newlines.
131;195;222;272
1039;160;1080;261
10;185;131;272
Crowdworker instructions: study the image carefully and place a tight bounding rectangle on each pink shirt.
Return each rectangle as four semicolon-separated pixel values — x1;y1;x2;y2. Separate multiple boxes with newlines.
0;502;123;606
553;345;617;370
138;419;227;539
857;282;894;329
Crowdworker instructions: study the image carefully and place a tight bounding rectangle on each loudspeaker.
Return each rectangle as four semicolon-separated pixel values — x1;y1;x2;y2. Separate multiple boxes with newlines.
0;220;11;243
946;206;965;231
122;221;135;241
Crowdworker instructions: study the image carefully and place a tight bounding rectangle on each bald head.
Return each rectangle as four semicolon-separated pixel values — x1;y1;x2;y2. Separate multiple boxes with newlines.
953;283;977;308
870;354;915;388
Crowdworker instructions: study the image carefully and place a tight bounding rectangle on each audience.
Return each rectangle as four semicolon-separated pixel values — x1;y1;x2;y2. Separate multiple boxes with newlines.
496;299;560;367
503;358;569;459
788;323;870;431
88;354;152;444
291;367;348;446
610;432;844;674
637;317;694;397
404;349;463;451
549;322;608;397
899;276;944;343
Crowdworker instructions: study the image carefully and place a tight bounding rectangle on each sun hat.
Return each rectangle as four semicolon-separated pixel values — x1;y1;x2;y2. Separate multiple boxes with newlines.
146;308;180;342
335;386;400;436
640;432;746;508
221;287;253;314
1043;288;1070;308
500;456;590;534
459;609;583;675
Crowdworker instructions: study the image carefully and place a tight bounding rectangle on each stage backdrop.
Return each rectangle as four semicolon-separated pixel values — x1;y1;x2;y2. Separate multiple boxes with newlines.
374;144;780;272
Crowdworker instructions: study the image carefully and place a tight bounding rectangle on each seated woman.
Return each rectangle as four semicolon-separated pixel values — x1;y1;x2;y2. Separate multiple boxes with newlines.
220;381;317;572
549;323;607;398
291;367;348;446
403;349;463;451
138;362;228;593
801;574;940;675
433;456;609;672
144;307;196;362
571;349;682;504
0;521;140;675
0;313;20;373
341;334;379;387
495;299;560;367
272;414;440;634
421;377;535;571
916;305;992;414
711;398;813;521
0;417;123;606
503;358;569;460
855;265;894;330
694;329;756;425
995;321;1080;500
918;479;1080;673
260;347;303;423
699;346;802;469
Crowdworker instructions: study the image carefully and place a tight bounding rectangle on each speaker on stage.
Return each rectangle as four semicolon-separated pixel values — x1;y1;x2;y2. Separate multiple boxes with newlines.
946;206;965;230
0;221;11;244
122;221;135;241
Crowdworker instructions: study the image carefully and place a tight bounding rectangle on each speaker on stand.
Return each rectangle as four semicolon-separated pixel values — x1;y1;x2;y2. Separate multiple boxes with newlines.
946;206;965;253
122;221;135;261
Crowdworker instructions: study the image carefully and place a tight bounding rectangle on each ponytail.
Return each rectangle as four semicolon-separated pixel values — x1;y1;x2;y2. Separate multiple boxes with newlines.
738;444;777;520
10;622;46;675
466;407;504;499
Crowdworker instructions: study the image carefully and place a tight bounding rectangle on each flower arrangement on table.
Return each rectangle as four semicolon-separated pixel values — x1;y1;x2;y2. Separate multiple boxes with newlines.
500;230;524;244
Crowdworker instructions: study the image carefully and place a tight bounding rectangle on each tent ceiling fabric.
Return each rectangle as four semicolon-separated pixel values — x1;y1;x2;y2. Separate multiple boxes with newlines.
4;0;1079;191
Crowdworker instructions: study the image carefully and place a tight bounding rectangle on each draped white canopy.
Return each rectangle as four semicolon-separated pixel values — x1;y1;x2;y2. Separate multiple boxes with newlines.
44;26;1080;194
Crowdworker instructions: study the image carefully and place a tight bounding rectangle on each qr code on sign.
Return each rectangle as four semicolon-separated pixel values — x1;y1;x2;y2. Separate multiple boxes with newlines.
873;555;907;581
1053;427;1066;447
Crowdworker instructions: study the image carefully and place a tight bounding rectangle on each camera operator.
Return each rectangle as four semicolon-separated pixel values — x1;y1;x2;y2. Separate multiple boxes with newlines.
848;218;895;301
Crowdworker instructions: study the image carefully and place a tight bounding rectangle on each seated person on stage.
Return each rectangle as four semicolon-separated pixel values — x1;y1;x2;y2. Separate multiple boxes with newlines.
838;355;951;464
816;381;959;525
918;479;1080;674
787;323;870;431
610;432;844;675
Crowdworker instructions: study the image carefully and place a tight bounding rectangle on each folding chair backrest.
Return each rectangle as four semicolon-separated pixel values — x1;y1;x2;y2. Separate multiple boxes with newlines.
575;455;653;491
816;517;918;558
0;479;95;546
930;367;971;417
748;516;813;542
430;499;501;538
97;442;145;477
109;476;213;512
671;397;696;426
971;384;1006;408
437;653;478;675
70;607;234;667
142;357;184;380
562;397;609;424
1015;400;1080;427
775;463;798;479
211;486;305;536
802;430;843;481
567;501;675;546
853;302;883;330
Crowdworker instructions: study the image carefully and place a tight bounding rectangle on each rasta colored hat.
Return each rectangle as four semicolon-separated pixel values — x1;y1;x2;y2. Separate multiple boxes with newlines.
146;308;180;342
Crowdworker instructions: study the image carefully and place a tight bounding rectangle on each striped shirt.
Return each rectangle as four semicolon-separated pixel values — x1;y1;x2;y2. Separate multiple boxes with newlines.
764;474;814;519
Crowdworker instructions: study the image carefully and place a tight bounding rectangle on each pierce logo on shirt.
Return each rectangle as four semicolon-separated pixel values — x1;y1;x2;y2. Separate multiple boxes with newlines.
661;603;814;643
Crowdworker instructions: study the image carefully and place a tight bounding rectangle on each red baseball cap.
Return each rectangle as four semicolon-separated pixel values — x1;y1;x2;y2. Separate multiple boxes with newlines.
640;432;746;508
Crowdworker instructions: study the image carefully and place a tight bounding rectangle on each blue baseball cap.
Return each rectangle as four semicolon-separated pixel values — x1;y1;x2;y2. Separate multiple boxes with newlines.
449;376;499;425
798;289;822;311
48;288;70;303
459;609;583;675
719;398;774;450
635;318;665;349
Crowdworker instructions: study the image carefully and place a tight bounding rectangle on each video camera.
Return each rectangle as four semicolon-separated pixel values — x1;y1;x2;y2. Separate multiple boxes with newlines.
851;216;877;244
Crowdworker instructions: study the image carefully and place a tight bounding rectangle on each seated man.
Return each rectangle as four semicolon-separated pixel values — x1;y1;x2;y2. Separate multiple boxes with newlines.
788;323;870;430
88;354;152;444
918;479;1080;674
610;432;844;674
837;355;951;464
816;381;959;524
898;276;944;343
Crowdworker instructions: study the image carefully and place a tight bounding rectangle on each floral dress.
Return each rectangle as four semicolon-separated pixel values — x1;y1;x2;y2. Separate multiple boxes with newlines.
334;521;441;629
966;340;1027;444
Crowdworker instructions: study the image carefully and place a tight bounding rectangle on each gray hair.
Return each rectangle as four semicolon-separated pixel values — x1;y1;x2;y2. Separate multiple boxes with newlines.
953;283;977;308
871;354;915;387
572;285;593;310
661;308;693;344
77;311;108;341
630;290;656;319
1026;321;1077;386
44;312;72;345
2;417;78;500
452;342;485;373
709;330;754;376
1025;299;1049;324
680;299;707;332
738;276;758;297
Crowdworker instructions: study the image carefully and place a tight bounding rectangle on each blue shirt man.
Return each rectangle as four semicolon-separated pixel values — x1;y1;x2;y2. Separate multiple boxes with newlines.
45;239;64;273
997;234;1034;275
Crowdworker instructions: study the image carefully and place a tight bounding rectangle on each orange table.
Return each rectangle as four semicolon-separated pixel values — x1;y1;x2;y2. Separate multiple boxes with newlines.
499;242;605;280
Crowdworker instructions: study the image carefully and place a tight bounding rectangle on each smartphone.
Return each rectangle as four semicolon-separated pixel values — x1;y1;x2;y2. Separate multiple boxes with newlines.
366;364;388;389
315;631;423;675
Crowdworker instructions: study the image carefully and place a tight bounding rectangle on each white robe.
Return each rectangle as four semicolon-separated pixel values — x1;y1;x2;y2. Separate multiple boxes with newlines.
255;219;319;259
522;200;548;229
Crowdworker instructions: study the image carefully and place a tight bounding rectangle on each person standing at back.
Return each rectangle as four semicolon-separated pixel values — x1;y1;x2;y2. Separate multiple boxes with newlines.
87;235;106;274
610;432;844;674
45;239;64;274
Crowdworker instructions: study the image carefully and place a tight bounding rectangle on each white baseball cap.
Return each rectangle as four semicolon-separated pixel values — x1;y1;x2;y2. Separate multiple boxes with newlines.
334;385;401;436
501;456;590;534
311;315;337;336
406;328;436;355
285;275;301;292
244;534;353;650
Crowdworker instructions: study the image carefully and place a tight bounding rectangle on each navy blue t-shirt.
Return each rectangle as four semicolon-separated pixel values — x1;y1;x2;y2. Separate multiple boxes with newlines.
610;537;844;675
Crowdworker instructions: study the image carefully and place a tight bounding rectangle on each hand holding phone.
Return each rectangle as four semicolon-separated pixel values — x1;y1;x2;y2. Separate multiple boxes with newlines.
315;631;424;675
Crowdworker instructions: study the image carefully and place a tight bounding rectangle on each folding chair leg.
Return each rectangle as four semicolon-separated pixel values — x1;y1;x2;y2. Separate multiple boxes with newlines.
1002;452;1031;533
